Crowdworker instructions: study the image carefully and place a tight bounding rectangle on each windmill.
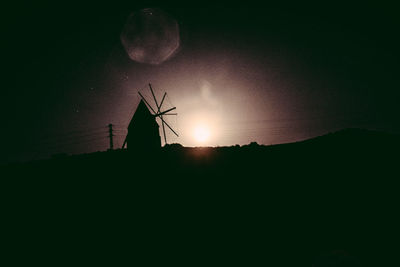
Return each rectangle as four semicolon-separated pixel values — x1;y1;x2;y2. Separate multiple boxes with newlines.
122;83;178;149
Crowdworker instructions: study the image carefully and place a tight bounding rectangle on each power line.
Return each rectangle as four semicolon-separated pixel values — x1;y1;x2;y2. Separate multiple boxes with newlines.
36;126;107;140
35;131;108;146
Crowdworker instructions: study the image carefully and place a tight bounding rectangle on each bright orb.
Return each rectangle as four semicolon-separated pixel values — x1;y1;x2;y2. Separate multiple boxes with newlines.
120;8;180;65
193;125;210;143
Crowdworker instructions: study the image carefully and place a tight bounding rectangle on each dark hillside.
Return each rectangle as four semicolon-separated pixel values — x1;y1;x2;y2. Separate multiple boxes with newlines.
2;128;399;266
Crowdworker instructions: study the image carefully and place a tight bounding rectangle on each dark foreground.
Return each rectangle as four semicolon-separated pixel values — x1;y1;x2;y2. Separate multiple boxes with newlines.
2;129;399;266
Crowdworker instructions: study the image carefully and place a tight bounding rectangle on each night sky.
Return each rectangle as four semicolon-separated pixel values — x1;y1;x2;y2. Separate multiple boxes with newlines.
2;2;399;163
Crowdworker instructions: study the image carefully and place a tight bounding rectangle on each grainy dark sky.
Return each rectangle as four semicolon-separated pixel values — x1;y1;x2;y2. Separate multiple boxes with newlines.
2;1;399;163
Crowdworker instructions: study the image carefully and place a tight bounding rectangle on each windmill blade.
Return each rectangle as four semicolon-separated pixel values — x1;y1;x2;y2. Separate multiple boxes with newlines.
159;116;179;137
149;83;160;110
159;92;167;110
161;113;177;116
156;107;176;117
138;92;157;114
160;115;167;144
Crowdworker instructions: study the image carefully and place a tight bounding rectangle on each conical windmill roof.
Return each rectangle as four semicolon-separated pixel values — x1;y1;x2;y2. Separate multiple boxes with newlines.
128;100;159;130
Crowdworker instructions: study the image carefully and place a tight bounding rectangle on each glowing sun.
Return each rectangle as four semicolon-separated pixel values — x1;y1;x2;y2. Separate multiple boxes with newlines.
193;125;210;143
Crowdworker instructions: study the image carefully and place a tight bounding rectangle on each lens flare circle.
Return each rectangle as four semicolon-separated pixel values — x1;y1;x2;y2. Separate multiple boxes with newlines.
120;8;180;65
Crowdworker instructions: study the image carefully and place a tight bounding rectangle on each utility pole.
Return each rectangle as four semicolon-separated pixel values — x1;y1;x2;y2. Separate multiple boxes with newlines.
108;123;114;150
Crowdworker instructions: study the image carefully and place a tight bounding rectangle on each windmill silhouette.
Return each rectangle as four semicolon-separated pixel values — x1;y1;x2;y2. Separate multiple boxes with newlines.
122;83;178;149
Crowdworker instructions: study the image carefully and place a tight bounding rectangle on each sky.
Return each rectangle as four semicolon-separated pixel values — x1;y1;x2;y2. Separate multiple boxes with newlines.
1;1;399;163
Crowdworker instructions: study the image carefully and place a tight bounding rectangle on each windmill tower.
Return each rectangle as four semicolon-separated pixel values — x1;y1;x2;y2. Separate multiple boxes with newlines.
122;84;178;150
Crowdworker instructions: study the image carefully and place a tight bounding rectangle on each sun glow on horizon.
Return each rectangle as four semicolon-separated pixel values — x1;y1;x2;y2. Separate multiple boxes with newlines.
193;125;211;143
